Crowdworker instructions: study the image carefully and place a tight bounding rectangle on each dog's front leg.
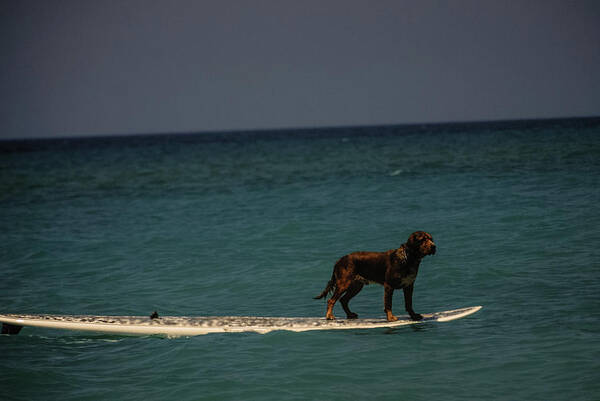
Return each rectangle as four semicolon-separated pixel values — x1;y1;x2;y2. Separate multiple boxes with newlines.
403;284;423;321
384;284;398;321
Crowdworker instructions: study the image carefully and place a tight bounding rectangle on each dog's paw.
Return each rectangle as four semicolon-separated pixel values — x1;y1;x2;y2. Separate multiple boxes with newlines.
410;313;423;321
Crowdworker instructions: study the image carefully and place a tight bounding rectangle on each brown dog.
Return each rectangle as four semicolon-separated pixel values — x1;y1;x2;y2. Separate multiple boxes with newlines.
314;231;436;321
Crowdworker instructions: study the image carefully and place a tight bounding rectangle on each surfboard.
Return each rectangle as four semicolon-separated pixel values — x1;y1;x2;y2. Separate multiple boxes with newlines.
0;306;481;336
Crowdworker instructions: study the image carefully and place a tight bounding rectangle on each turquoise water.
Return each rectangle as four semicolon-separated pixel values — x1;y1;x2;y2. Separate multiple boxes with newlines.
1;118;599;400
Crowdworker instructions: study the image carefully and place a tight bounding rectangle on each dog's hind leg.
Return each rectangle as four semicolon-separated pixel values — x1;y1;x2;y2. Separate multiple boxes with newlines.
326;279;352;320
340;281;364;319
326;291;342;320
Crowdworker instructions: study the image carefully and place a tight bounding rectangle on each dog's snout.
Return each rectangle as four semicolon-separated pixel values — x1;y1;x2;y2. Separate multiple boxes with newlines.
431;244;437;254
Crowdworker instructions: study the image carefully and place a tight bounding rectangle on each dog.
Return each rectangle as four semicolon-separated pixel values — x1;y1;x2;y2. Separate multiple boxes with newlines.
314;231;436;322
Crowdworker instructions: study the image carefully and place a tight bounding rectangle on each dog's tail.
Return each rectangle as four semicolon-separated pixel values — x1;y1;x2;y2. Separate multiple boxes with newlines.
314;273;336;300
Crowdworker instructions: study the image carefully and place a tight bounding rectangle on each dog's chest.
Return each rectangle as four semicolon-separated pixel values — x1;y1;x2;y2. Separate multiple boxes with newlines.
390;266;419;288
399;272;417;287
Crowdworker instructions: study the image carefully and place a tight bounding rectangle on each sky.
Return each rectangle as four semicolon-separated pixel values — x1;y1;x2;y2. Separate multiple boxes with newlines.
1;0;599;139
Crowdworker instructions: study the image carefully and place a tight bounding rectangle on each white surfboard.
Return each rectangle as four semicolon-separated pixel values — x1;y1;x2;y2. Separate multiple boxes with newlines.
0;306;481;336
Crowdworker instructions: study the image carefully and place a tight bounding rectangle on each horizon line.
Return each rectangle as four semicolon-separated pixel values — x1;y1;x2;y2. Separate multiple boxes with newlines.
2;114;599;142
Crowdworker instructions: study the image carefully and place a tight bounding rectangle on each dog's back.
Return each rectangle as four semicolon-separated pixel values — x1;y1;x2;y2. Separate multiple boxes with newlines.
342;251;390;284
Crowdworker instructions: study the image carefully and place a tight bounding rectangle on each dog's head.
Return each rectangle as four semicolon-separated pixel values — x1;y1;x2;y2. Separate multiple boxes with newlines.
406;231;436;257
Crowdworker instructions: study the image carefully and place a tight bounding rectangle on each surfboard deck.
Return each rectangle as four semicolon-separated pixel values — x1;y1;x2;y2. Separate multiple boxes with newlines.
0;306;481;336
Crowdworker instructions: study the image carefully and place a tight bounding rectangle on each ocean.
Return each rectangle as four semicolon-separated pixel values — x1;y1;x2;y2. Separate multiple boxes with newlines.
1;118;599;400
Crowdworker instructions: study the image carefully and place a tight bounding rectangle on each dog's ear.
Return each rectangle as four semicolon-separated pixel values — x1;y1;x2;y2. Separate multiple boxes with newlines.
406;232;423;250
